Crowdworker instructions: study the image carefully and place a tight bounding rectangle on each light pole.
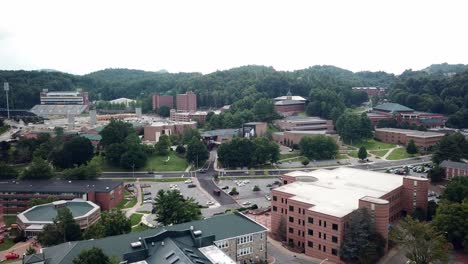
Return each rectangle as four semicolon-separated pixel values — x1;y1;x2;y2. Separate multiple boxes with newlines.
4;82;10;119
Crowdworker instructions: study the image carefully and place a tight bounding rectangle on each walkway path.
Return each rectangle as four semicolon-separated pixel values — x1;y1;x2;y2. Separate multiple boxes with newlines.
382;146;401;160
124;179;142;218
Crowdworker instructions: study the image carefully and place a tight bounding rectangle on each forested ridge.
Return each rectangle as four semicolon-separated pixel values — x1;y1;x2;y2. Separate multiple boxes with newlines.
0;64;467;128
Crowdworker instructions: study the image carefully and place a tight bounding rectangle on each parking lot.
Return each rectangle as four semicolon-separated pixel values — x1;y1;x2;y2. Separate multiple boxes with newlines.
385;163;432;179
215;178;280;209
138;180;216;213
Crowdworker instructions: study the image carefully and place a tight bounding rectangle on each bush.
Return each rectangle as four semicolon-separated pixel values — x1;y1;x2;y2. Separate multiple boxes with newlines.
252;185;260;192
175;145;186;155
229;187;239;196
250;204;258;210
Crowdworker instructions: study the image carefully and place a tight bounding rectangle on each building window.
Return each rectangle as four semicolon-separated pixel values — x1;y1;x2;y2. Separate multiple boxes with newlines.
237;247;252;256
318;244;321;250
323;245;326;252
332;248;338;256
298;219;301;225
308;217;314;224
289;206;294;212
332;236;338;243
289;216;294;223
323;234;327;240
273;206;277;212
237;235;253;245
298;208;301;214
260;233;263;240
332;224;338;231
298;230;301;235
308;229;313;236
281;198;284;203
308;241;313;248
319;232;321;239
260;243;264;251
289;228;294;234
273;196;277;201
319;220;322;226
215;240;229;249
324;221;327;228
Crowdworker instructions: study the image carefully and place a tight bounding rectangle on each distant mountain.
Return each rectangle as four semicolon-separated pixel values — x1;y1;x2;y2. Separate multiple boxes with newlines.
36;69;61;73
421;63;468;75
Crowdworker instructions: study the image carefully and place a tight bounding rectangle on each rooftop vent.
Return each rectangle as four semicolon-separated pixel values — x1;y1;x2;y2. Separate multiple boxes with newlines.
190;226;194;230
165;251;175;259
130;242;142;248
161;241;165;246
68;180;72;183
151;242;155;247
169;257;180;264
193;230;202;237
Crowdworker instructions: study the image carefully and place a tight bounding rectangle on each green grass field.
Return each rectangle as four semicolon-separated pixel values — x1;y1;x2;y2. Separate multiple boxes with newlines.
370;149;390;157
103;152;188;172
132;224;152;232
350;139;396;150
386;148;420;160
120;178;186;183
130;213;143;226
347;150;358;158
0;238;15;251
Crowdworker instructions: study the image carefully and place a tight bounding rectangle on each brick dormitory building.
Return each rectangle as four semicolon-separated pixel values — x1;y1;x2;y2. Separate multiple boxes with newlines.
271;168;428;264
0;180;124;214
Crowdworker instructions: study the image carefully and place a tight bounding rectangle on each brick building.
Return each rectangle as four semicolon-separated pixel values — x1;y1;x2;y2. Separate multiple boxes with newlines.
271;168;428;263
374;128;444;151
274;116;334;132
152;94;174;110
351;87;386;96
177;91;197;111
273;92;307;115
440;160;468;180
143;121;197;142
170;109;208;124
0;180;124;213
368;103;446;128
272;130;340;146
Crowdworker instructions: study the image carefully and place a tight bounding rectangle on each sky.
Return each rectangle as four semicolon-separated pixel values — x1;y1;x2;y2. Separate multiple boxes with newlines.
1;0;468;75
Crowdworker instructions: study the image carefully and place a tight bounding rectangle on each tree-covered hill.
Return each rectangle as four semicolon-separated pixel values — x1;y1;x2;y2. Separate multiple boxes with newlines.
0;64;467;128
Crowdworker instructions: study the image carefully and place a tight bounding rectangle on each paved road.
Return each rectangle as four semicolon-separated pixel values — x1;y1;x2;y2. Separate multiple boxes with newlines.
267;238;329;264
350;155;432;170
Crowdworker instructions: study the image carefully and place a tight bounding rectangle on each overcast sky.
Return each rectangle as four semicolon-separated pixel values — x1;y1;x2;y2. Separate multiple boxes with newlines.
1;0;467;75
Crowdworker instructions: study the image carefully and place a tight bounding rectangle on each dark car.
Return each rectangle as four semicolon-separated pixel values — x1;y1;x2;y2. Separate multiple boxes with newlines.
221;186;229;190
213;189;221;196
188;184;197;188
143;192;151;195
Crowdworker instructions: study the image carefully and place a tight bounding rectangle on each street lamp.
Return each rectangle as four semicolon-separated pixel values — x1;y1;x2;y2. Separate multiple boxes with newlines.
4;82;10;119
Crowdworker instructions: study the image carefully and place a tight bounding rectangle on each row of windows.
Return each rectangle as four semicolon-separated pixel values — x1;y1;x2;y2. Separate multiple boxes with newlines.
307;217;339;231
307;242;338;256
215;240;229;249
237;235;253;245
307;229;338;243
237;247;252;256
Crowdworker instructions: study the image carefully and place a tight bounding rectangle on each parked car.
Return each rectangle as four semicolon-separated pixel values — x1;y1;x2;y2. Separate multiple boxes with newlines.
242;201;251;206
213;189;221;196
265;195;271;201
187;184;197;188
221;186;229;190
206;201;214;206
143;192;151;195
184;179;193;184
5;252;20;260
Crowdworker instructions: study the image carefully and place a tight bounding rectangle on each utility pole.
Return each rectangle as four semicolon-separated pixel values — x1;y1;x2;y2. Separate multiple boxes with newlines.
4;82;10;119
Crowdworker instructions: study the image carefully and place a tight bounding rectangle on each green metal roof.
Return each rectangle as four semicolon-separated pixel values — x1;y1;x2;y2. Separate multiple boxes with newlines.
37;212;266;264
23;201;95;222
79;133;102;141
373;103;414;113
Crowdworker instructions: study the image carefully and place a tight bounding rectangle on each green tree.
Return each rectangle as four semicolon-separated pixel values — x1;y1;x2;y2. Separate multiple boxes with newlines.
153;189;201;225
20;157;54;180
299;135;338;160
358;146;368;161
61;156;102;180
301;157;310;167
336;112;373;144
38;207;82;246
306;89;345;121
428;166;444;183
30;196;57;207
175;145;186;155
442;177;468;203
186;138;209;167
432;133;468;164
340;208;386;264
218;138;254;168
49;136;94;169
406;139;418;155
390;216;450;264
155;134;171;156
157;106;171;117
252;185;260;192
84;210;131;239
72;247;113;264
100;119;134;147
104;143;128;165
252;98;280;122
433;201;468;250
120;149;147;169
251;137;280;165
0;162;18;179
182;128;201;144
25;245;36;255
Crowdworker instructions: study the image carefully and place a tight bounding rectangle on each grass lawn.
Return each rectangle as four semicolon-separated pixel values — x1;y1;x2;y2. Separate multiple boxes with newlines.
4;215;17;226
337;154;348;160
126;196;138;209
297;111;307;117
118;178;186;183
350;139;396;150
0;238;15;251
115;199;128;210
348;150;358;158
386;148;420;160
279;151;301;160
370;149;390;157
130;213;143;226
102;152;188;172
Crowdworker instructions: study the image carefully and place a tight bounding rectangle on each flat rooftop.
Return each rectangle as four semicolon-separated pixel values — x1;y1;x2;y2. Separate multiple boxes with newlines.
375;128;445;138
22;201;97;222
283;116;328;123
275;168;408;217
0;180;122;193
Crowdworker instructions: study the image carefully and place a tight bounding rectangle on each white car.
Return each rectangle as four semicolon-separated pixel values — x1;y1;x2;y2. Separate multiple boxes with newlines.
265;195;271;201
243;180;250;184
206;201;214;206
242;201;251;206
184;179;193;184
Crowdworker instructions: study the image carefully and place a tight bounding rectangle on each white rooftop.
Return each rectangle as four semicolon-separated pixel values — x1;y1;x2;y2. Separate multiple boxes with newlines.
274;95;307;101
276;168;405;217
199;245;236;264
